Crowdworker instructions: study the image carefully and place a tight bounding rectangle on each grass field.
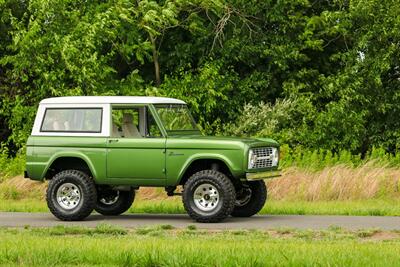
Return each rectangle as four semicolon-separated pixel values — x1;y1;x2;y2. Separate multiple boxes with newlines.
1;224;399;266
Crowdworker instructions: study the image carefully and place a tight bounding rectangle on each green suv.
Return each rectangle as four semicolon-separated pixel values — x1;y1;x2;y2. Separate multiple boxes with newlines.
25;96;280;222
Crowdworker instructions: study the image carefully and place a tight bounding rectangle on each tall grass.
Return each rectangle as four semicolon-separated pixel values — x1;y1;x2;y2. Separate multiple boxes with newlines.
0;146;399;216
3;161;399;203
0;176;46;200
267;164;400;201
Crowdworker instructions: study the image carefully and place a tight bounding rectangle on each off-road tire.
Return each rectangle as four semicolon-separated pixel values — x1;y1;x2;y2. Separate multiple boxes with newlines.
231;180;267;217
46;170;97;221
95;189;135;216
182;170;236;223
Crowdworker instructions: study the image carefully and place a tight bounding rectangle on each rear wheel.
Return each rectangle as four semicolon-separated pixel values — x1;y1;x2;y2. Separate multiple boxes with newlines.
95;187;135;216
231;180;267;217
46;170;96;221
182;170;236;223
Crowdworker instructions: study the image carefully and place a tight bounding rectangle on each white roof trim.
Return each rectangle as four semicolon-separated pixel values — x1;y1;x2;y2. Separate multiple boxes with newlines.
40;96;186;105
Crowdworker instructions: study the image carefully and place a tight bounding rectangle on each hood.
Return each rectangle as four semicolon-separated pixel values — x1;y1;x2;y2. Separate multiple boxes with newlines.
168;134;279;149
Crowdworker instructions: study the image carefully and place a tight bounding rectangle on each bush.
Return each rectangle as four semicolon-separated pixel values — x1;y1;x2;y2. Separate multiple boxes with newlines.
0;148;25;181
223;99;400;170
279;146;400;171
222;97;315;147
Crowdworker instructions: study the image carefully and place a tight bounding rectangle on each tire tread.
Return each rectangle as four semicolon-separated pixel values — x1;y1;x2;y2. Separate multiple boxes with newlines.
182;170;236;223
46;170;96;221
231;180;267;217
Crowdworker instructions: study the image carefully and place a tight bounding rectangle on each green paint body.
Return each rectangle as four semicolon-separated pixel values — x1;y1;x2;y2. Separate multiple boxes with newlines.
26;104;279;187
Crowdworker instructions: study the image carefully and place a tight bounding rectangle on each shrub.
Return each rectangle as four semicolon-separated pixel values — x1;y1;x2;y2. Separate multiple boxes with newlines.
0;148;25;181
222;97;315;146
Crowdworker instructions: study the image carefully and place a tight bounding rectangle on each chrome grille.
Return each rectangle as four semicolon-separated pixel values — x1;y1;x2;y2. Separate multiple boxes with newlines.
252;147;274;168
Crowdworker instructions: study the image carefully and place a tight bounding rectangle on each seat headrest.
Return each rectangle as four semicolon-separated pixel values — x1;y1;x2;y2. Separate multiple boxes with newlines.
123;113;133;123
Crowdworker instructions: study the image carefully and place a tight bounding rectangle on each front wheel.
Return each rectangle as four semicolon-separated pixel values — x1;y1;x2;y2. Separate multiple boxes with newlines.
95;187;135;216
231;180;267;217
182;170;236;223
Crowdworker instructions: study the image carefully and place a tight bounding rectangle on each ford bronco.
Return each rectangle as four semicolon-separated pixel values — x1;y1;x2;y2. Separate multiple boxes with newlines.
25;96;280;222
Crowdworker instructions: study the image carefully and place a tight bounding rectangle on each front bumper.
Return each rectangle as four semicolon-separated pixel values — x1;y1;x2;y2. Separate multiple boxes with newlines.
245;170;281;181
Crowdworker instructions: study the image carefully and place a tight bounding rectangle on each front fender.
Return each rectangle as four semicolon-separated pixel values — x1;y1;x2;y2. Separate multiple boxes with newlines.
175;153;243;184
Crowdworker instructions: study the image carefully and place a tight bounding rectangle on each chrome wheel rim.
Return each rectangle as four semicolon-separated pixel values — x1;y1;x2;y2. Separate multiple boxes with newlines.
235;188;252;207
56;183;81;210
99;191;120;205
193;183;220;212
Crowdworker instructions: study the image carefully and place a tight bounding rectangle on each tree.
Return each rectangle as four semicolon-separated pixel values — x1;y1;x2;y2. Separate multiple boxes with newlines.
0;0;399;157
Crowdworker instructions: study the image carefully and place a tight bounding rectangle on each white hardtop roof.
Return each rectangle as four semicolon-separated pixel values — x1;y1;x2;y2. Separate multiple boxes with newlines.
40;96;186;105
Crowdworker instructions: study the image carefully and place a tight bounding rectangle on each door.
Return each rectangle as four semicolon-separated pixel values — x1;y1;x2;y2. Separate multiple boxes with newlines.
106;105;166;180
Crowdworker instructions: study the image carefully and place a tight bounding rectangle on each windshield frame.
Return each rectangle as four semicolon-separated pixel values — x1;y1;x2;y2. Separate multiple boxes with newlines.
153;104;201;135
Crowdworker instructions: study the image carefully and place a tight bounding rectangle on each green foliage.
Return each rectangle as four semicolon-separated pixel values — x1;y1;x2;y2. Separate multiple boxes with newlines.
0;0;399;158
222;97;315;145
0;148;25;181
279;146;400;170
159;61;240;131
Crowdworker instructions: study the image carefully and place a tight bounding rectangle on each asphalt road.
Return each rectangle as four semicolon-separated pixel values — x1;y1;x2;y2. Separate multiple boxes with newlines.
0;212;399;230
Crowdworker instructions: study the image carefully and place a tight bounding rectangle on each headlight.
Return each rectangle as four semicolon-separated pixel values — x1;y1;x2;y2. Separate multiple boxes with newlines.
248;149;258;169
272;147;279;167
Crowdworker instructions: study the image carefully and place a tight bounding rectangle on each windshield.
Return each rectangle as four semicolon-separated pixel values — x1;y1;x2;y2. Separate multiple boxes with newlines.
155;104;199;132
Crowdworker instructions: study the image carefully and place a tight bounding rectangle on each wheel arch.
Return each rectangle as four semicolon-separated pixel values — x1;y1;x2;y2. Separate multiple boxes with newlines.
177;155;239;186
43;152;97;180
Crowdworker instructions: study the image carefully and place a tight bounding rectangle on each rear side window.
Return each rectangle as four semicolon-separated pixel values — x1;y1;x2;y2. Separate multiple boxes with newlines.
41;108;102;133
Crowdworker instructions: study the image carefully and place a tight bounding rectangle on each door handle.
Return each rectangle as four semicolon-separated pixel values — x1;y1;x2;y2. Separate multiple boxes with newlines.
108;139;119;143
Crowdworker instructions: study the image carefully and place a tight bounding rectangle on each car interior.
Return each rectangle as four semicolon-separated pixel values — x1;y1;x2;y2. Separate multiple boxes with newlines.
111;106;161;138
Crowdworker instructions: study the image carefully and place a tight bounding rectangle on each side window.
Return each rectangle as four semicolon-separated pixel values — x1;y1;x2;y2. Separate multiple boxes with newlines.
146;107;162;138
111;106;163;138
111;108;141;138
41;108;102;133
